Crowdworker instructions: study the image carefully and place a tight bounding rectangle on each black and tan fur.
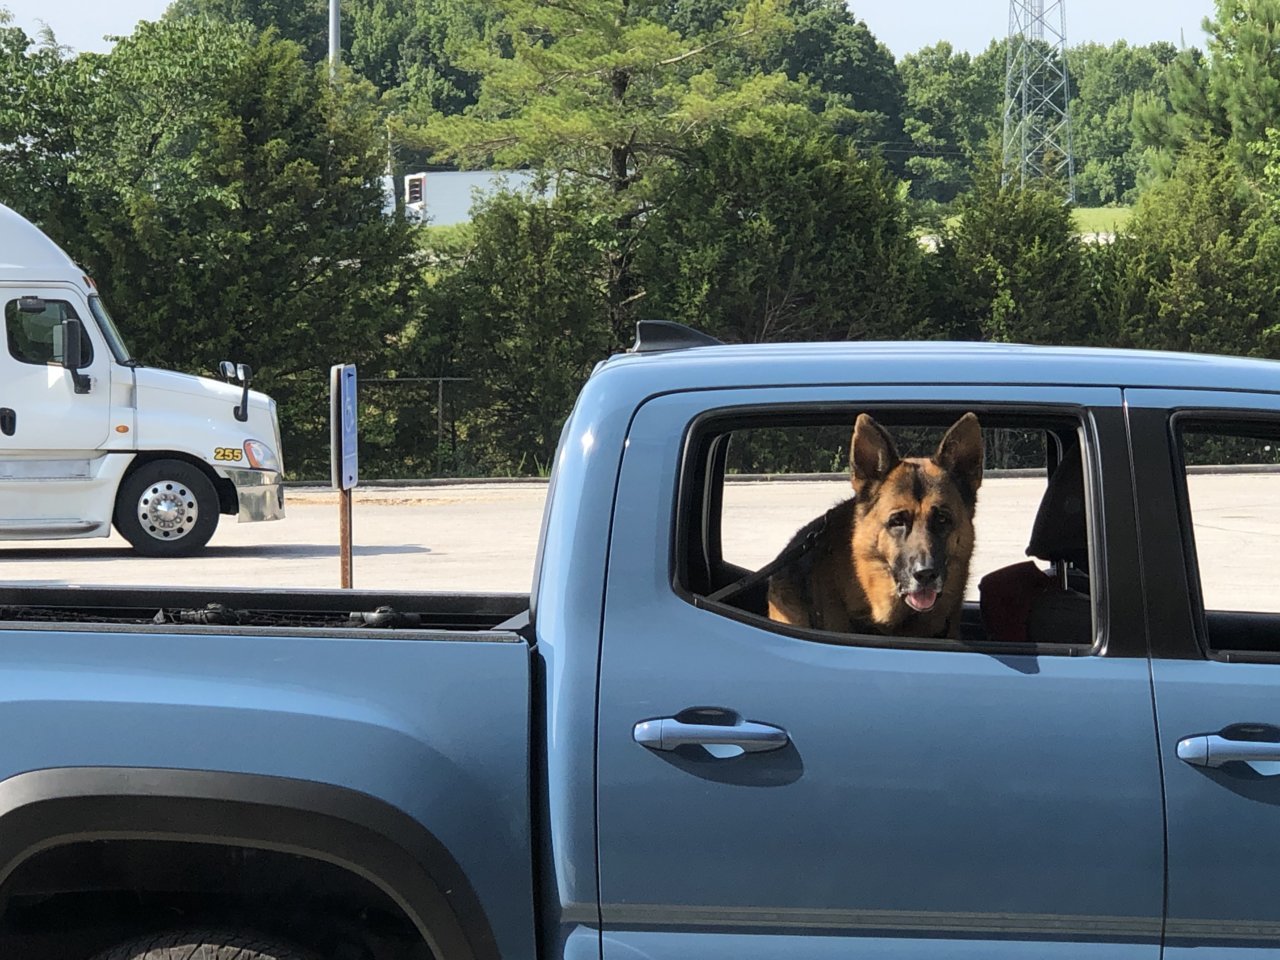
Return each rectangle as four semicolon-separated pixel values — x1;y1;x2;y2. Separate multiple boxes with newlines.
766;413;983;639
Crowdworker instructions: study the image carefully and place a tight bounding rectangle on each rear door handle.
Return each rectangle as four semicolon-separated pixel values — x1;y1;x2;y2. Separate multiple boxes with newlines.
0;408;13;437
1178;728;1280;768
633;710;789;754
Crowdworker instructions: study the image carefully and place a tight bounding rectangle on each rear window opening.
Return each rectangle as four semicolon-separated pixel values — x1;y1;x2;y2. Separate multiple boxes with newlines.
1176;417;1280;661
676;407;1100;655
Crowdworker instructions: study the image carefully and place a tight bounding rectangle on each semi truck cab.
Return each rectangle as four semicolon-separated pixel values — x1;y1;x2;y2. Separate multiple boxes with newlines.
0;203;285;556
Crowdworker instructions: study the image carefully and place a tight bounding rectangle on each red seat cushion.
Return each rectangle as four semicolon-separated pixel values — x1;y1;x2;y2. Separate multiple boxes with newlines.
979;561;1053;644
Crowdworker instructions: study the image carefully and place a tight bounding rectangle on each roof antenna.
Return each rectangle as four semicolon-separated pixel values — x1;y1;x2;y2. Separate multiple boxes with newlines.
630;320;723;354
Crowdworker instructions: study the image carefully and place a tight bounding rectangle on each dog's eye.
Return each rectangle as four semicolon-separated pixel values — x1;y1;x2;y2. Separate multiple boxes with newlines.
887;512;910;530
935;511;953;528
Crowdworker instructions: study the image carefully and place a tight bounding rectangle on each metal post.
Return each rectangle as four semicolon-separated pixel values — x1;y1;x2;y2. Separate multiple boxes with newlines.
329;0;340;76
437;378;444;449
339;487;353;589
331;363;358;589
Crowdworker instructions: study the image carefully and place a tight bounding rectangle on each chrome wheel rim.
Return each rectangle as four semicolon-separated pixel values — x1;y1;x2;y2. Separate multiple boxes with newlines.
137;480;198;542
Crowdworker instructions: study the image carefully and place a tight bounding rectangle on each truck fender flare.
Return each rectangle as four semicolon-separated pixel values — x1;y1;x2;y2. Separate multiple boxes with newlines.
0;767;498;960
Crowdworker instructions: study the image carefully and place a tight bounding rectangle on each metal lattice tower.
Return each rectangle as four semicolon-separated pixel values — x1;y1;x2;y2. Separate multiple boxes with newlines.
1003;0;1075;200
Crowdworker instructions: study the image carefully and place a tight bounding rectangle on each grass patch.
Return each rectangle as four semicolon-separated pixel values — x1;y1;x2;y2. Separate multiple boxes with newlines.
922;205;1131;241
1073;206;1131;234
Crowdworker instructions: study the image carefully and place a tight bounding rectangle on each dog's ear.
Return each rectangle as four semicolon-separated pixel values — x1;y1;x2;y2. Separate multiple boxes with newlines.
850;414;900;498
934;412;983;500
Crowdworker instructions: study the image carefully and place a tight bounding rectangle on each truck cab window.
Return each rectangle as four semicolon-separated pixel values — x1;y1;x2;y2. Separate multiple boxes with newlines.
4;298;93;367
679;411;1098;653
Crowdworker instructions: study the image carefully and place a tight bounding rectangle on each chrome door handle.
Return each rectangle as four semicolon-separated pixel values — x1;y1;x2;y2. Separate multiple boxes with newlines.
633;713;789;753
1178;733;1280;768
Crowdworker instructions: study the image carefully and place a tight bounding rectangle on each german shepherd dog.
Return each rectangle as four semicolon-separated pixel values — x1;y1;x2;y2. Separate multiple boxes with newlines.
766;413;983;639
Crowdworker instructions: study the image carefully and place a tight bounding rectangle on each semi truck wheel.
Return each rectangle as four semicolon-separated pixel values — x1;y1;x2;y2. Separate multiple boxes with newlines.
89;929;319;960
113;459;220;557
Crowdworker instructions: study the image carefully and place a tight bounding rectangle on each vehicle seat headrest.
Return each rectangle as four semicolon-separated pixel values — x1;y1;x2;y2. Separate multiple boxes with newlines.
1025;442;1089;572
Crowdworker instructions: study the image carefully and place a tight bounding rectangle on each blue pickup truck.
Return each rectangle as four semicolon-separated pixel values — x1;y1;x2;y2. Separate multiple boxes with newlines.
2;321;1280;960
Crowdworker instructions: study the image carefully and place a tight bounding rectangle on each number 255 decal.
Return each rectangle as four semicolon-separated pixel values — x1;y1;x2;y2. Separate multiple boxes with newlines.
213;447;244;462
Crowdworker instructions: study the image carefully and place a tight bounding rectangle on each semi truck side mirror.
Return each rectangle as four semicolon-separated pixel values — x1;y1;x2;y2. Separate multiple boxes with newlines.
61;318;91;395
219;360;236;382
234;363;253;422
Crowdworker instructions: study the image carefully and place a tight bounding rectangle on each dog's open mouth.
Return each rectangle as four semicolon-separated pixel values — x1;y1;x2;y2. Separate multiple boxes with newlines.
904;588;939;612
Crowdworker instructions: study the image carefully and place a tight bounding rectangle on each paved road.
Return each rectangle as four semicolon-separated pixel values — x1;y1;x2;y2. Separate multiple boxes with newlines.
0;475;1274;609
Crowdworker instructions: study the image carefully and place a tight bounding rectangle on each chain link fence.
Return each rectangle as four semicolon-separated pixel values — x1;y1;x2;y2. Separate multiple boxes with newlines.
278;376;509;482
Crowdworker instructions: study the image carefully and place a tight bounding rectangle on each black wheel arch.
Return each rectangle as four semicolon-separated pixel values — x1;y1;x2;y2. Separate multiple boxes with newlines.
0;768;499;960
121;452;238;516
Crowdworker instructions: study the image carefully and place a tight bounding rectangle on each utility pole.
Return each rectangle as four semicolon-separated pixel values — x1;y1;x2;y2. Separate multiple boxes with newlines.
329;0;340;76
1003;0;1076;201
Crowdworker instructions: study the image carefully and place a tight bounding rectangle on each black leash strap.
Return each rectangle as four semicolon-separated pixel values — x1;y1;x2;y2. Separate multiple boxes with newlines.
705;513;828;606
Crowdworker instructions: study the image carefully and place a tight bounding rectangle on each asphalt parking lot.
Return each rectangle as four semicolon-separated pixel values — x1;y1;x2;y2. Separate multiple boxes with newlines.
0;474;1273;610
0;477;1040;594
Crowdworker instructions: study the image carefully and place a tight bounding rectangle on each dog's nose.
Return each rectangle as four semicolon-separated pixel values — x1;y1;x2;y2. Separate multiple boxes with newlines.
912;566;938;586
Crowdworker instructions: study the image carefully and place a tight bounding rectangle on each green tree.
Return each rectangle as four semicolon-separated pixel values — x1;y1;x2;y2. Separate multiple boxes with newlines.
899;41;999;205
1114;141;1280;356
0;11;83;232
648;0;905;154
769;0;904;150
346;0;488;112
66;18;416;476
1136;0;1280;177
418;188;613;474
1069;40;1176;205
165;0;331;61
930;156;1089;344
636;127;920;343
404;0;797;342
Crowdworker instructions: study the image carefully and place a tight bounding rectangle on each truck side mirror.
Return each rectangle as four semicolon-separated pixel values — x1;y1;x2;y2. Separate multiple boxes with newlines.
234;363;253;422
219;360;236;382
61;318;91;395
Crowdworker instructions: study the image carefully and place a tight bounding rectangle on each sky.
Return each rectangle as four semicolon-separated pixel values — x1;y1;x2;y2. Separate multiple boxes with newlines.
3;0;1215;58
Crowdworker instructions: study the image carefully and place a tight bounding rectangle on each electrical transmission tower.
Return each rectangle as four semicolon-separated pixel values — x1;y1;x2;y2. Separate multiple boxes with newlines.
1003;0;1075;200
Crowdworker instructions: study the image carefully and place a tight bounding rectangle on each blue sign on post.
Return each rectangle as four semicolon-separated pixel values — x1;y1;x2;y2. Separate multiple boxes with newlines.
330;364;358;490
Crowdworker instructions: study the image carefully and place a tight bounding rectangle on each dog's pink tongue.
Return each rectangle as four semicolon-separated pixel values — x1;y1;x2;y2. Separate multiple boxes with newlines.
906;588;939;612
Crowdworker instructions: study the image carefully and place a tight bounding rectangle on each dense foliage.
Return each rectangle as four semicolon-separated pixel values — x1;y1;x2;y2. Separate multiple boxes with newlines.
635;127;921;344
1;0;1277;477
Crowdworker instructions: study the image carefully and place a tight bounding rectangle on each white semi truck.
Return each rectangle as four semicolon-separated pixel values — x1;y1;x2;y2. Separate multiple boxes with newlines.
0;203;285;556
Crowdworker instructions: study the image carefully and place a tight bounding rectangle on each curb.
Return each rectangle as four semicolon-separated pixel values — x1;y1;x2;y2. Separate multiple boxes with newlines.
283;464;1280;490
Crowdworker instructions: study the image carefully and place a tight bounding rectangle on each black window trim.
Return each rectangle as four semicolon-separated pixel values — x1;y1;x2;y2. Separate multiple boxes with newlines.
1169;408;1280;664
672;400;1111;659
4;296;94;369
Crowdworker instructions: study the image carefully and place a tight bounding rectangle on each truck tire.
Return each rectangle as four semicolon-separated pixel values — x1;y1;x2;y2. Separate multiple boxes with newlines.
113;459;220;557
89;929;320;960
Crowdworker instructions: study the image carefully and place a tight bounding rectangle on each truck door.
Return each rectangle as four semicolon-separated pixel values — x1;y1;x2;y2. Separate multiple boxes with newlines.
1128;388;1280;959
596;386;1164;959
0;293;111;457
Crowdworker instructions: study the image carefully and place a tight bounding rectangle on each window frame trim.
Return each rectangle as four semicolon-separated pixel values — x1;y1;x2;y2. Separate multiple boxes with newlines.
672;399;1110;658
1170;408;1280;664
4;296;94;369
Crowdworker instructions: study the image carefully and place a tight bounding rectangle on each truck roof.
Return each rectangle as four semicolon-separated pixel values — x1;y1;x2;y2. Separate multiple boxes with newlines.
599;339;1280;397
0;202;83;286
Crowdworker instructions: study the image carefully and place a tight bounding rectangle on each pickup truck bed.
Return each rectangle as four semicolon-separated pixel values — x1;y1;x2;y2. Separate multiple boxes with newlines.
0;585;535;960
